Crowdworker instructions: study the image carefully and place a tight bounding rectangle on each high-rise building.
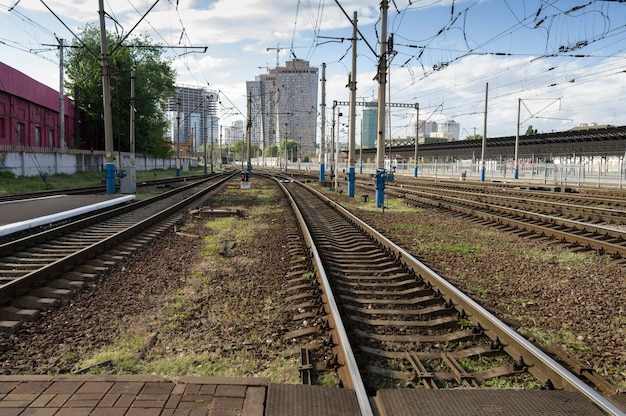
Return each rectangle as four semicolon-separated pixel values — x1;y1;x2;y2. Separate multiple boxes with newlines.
361;102;377;148
246;73;278;150
440;120;460;140
167;85;218;155
248;59;318;155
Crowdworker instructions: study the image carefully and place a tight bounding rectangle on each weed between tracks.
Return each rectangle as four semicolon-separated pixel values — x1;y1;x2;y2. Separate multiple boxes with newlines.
71;180;302;383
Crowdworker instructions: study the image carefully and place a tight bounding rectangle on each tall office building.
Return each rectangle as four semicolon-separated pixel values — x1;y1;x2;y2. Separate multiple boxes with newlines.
167;85;218;155
248;59;318;155
440;120;460;141
361;102;377;148
246;73;279;150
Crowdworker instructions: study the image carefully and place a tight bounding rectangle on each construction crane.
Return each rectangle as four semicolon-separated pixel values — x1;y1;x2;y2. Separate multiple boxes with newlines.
266;44;284;68
266;44;309;68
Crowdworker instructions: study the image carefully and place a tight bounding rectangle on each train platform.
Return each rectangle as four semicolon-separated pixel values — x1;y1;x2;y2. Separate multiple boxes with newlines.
1;374;623;416
0;194;135;238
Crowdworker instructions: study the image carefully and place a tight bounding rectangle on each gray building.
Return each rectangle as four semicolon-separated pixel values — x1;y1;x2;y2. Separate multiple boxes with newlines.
361;102;378;149
248;59;318;156
167;85;218;156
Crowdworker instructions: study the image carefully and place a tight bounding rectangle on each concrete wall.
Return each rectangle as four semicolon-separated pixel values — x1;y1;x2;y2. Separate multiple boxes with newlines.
0;148;195;177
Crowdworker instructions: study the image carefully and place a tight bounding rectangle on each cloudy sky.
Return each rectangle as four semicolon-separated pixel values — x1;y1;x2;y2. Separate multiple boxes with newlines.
1;0;625;142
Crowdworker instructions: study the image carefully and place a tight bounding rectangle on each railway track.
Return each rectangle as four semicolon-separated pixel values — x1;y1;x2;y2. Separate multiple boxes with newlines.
276;175;625;416
0;174;212;203
0;172;236;332
391;185;626;261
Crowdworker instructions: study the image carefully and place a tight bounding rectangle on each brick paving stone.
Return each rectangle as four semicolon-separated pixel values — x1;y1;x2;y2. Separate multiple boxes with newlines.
214;386;246;398
0;382;20;394
43;381;83;394
125;407;162;416
90;407;128;416
164;394;182;409
10;381;51;394
208;409;240;416
113;393;136;408
76;381;114;394
20;408;58;416
131;399;167;408
98;393;122;407
140;382;175;395
180;394;213;403
3;393;39;402
177;400;210;409
183;384;202;395
0;408;22;416
211;396;244;410
242;387;265;416
0;400;34;408
188;409;209;416
29;393;56;407
63;397;101;408
171;384;186;395
200;385;217;395
55;407;95;416
109;381;145;394
46;393;71;407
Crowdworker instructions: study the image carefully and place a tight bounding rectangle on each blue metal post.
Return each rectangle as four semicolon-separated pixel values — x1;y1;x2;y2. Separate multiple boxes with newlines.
414;165;418;178
481;166;486;182
320;163;325;181
359;164;363;174
348;166;355;197
204;162;207;175
247;162;252;177
375;168;385;208
105;163;116;194
514;167;519;179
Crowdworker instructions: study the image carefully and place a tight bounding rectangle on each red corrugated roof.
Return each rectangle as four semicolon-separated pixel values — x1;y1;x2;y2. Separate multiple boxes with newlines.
0;61;73;111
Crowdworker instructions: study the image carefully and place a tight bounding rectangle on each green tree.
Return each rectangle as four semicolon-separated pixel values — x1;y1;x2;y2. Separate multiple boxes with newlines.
525;125;537;135
280;140;300;162
465;134;482;140
65;23;176;157
265;144;279;157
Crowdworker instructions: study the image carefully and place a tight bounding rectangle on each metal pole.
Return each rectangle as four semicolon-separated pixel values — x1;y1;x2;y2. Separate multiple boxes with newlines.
375;0;388;208
99;0;116;193
348;11;358;198
59;38;65;150
320;63;326;181
331;101;336;181
514;98;520;179
480;82;488;182
335;109;341;191
414;103;419;177
203;100;207;174
130;69;136;166
176;98;181;176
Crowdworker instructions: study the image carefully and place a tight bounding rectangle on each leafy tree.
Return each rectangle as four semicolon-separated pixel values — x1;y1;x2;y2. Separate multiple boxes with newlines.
525;125;537;135
465;134;482;140
265;144;279;157
280;140;300;162
65;23;176;157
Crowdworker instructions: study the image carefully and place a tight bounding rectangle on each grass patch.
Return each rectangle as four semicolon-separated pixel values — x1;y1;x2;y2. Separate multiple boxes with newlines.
525;248;595;264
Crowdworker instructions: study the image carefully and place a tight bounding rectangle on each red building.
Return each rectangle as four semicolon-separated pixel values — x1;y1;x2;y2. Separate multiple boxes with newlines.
0;61;76;149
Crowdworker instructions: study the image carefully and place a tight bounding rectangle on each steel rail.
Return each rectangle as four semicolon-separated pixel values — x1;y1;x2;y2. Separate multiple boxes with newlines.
0;172;237;304
273;176;375;416
0;172;231;256
295;179;625;416
404;190;626;258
